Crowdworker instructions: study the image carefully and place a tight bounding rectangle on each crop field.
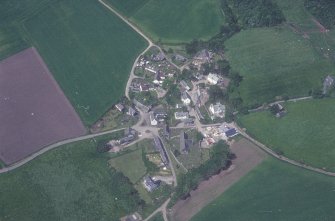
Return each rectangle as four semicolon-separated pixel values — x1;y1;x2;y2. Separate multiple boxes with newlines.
239;99;335;172
105;0;150;17
191;158;335;221
0;132;145;221
225;26;335;107
109;149;147;183
0;48;86;165
106;0;224;44
21;0;147;125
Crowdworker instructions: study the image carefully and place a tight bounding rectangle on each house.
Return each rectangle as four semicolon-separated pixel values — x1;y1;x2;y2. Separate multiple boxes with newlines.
323;75;335;94
174;54;187;62
153;136;169;166
174;112;189;120
225;128;238;138
180;131;189;154
194;49;213;62
181;91;191;105
139;83;150;92
150;113;158;126
144;67;157;74
143;176;160;192
207;73;219;85
127;107;137;116
180;80;191;91
209;102;226;117
115;103;125;112
153;71;165;85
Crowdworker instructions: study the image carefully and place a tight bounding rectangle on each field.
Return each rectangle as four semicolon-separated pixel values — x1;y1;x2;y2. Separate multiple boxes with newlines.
106;0;225;44
171;138;267;221
0;132;146;221
0;48;86;165
239;98;335;171
109;148;147;183
190;158;335;221
225;26;335;107
22;0;147;125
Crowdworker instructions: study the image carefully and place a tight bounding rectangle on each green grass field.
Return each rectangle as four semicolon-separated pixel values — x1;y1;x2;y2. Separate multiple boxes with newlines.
239;98;335;171
106;0;224;44
191;158;335;221
109;148;147;183
22;0;147;125
225;26;335;107
0;132;145;221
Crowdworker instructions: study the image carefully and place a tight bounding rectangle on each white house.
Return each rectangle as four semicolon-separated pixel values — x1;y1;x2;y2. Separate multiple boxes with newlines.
209;103;225;117
181;92;191;105
150;113;158;126
174;112;189;120
207;73;219;85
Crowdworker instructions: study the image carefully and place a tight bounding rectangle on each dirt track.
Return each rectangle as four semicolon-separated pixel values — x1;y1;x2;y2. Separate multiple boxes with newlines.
170;138;267;221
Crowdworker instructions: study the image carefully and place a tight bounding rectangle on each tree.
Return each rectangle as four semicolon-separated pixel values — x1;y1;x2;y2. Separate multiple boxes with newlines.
208;85;228;103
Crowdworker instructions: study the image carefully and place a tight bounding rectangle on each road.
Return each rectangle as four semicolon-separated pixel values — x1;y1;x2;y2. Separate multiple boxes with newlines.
0;127;125;174
144;198;171;221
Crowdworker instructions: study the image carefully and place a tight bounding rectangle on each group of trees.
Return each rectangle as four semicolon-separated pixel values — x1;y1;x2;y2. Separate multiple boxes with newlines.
305;0;335;29
225;0;285;28
173;141;232;200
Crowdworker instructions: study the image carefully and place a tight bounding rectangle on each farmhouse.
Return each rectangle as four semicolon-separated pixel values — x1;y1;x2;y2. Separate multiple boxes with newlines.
207;73;219;85
127;107;137;116
209;102;226;118
174;112;189;120
153;136;169;166
151;52;165;61
181;91;191;105
139;83;150;92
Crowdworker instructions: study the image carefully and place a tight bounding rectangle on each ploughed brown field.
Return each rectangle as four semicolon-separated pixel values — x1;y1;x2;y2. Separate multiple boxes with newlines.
0;47;86;165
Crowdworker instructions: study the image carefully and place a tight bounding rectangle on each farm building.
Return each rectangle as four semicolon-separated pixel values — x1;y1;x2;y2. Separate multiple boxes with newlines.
180;80;191;91
225;128;238;138
323;75;335;94
153;136;169;166
127;107;137;116
180;131;189;154
115;103;125;112
154;109;168;121
163;124;170;140
143;176;160;192
150;113;158;126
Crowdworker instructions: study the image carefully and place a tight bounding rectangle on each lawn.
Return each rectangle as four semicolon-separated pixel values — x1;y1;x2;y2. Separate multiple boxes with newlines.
225;26;335;107
109;149;147;183
0;131;145;221
22;0;147;125
239;98;335;171
128;0;225;44
0;25;28;61
191;158;335;221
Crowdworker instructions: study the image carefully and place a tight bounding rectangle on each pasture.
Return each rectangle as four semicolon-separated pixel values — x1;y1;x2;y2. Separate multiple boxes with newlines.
239;98;335;171
0;132;145;221
23;0;147;125
225;26;335;107
110;0;225;44
0;48;86;165
191;158;335;221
